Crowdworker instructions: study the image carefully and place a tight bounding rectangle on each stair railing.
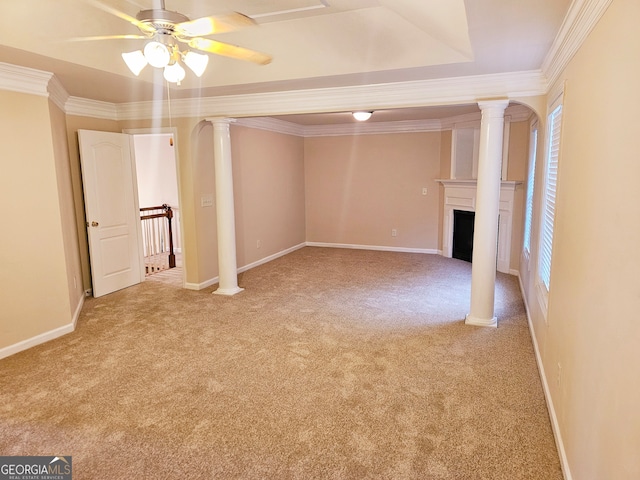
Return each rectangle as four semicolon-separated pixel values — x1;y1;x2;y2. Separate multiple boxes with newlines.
140;204;176;274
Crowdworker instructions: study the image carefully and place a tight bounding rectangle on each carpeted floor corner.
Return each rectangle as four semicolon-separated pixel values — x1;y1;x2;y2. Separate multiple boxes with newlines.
0;247;563;479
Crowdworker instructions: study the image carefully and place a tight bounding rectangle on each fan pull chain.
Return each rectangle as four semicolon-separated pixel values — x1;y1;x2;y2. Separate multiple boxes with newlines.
167;80;174;146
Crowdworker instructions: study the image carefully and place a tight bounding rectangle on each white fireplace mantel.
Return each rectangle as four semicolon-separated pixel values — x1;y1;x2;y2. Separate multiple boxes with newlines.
436;179;522;274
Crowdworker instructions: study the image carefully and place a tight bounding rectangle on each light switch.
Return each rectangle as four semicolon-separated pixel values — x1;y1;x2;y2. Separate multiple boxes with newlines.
422;187;428;196
201;194;214;207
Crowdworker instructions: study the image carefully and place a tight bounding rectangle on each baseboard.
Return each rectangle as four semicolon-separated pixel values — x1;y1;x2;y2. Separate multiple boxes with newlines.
185;276;219;291
72;293;84;329
306;242;441;255
183;244;307;291
238;243;306;273
0;295;84;361
517;272;572;480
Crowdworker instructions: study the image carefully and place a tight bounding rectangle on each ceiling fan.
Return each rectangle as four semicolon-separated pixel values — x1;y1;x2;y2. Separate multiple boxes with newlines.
83;0;272;84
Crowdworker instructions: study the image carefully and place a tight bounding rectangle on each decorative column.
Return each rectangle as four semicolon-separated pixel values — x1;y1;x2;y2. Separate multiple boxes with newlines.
210;117;244;296
465;100;509;327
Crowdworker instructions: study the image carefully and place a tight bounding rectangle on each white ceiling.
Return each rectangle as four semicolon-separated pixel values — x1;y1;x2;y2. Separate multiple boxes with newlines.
0;0;571;122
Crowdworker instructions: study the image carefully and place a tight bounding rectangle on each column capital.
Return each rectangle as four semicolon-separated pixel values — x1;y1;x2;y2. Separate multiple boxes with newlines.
477;99;510;115
206;117;237;128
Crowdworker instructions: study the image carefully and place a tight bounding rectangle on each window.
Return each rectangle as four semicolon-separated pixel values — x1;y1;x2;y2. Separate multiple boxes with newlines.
539;104;563;291
523;123;538;256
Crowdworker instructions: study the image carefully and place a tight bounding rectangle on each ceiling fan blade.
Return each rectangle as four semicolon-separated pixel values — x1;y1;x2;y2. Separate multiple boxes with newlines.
175;12;256;37
66;34;148;42
188;38;272;65
87;0;156;35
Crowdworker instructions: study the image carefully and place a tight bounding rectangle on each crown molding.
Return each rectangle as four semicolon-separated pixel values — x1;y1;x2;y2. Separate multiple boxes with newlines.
439;104;532;129
235;117;306;136
116;70;546;121
303;119;442;137
66;96;118;120
47;75;69;112
0;62;53;97
233;106;531;138
542;0;613;88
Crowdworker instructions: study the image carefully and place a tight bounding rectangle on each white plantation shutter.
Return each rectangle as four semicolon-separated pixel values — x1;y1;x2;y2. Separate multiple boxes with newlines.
539;104;562;290
523;125;538;254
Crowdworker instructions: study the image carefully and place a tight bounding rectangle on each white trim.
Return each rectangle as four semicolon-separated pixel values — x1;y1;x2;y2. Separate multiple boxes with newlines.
306;242;441;255
542;0;613;88
0;294;83;360
183;243;307;290
213;286;245;296
234;117;305;136
517;272;573;480
66;96;119;120
238;243;306;273
436;180;521;274
441;112;481;130
303;119;442;137
47;75;69;112
185;276;219;291
116;70;546;121
464;314;497;328
234;104;533;139
72;294;85;329
0;62;52;97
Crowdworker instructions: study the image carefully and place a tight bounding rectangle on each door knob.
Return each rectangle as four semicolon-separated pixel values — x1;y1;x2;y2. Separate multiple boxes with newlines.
91;221;99;227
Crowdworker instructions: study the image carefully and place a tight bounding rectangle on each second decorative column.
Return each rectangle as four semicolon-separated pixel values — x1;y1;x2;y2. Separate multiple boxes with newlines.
465;100;509;327
210;117;244;296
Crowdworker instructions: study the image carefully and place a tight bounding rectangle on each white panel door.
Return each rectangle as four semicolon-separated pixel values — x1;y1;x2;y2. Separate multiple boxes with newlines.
79;130;143;297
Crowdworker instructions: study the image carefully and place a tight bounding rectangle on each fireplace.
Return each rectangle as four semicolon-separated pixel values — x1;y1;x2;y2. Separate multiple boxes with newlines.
436;179;521;274
452;210;475;262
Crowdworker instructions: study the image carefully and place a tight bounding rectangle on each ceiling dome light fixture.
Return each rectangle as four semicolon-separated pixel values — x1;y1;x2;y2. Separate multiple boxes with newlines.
353;111;373;121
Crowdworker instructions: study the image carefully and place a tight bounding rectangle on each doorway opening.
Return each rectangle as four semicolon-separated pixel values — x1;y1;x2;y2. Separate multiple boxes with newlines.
131;130;184;288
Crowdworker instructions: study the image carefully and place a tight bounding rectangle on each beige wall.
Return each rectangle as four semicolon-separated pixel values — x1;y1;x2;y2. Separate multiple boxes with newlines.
506;120;528;270
520;0;640;478
231;125;306;267
304;132;442;250
49;102;84;317
438;130;452;252
0;91;73;349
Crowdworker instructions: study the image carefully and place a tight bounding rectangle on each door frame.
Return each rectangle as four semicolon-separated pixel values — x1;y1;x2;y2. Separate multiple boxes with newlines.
124;126;186;287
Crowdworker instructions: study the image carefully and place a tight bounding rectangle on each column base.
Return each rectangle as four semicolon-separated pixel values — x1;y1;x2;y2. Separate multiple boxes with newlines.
465;313;498;328
213;286;245;296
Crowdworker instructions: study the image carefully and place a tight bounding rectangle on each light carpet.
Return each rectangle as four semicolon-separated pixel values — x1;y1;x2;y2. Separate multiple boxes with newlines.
0;247;562;479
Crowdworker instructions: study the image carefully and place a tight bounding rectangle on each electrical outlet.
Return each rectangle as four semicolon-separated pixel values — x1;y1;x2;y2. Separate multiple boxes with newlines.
201;194;214;207
391;229;397;237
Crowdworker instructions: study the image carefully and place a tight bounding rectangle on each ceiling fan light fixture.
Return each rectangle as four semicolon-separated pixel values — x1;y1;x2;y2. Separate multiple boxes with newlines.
183;51;209;77
353;111;373;121
144;41;171;68
164;62;186;84
122;50;148;76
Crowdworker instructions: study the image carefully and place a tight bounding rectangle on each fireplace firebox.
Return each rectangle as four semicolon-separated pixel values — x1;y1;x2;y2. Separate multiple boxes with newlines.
452;210;475;263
